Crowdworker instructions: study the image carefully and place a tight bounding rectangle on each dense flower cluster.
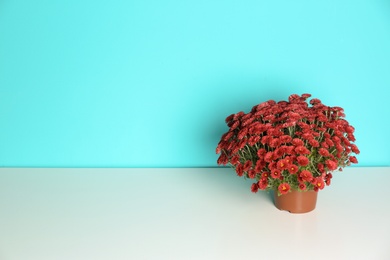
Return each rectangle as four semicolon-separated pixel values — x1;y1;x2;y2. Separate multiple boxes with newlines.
216;94;359;195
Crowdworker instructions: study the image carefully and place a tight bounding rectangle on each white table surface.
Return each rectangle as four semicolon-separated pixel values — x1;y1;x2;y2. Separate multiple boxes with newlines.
0;167;389;260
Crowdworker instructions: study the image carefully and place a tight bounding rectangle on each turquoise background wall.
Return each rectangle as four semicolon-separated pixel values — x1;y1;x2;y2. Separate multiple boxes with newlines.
0;0;389;167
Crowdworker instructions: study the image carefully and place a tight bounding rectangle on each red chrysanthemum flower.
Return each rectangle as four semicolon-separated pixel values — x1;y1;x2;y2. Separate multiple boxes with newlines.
248;125;260;135
280;135;293;143
251;183;259;193
321;141;329;149
278;183;291;195
288;94;301;102
261;172;270;179
297;155;309;166
268;161;277;171
264;114;275;122
285;146;295;154
284;156;295;166
243;160;252;172
264;151;274;163
302;133;313;140
233;111;245;120
350;144;360;154
299;170;313;182
347;134;356;143
288;112;301;121
257;148;267;158
255;160;266;172
342;137;351;146
336;144;343;153
237;139;246;150
308;139;320;147
345;125;355;134
294;145;311;155
271;169;281;179
236;164;244;177
325;159;338;171
282;121;296;128
225;114;235;124
258;177;268;190
230;120;240;130
292;138;304;146
310;98;321;105
269;138;281;148
230;155;240;165
274;148;285;158
248;135;260;146
276;159;289;170
248;169;256;179
325;138;334;147
318;148;330;157
313;177;325;190
288;164;299;174
222;131;234;141
325;173;333;186
242;117;254;127
237;128;248;140
317;115;328;122
217;154;228;165
241;112;252;121
261;135;271;145
299;183;306;191
349;156;358;164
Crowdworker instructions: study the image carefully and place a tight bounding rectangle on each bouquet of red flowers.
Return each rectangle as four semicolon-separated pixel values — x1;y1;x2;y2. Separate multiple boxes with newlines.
216;94;360;195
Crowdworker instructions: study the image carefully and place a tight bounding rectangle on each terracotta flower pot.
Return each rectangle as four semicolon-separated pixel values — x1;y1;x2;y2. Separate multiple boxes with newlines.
273;190;318;213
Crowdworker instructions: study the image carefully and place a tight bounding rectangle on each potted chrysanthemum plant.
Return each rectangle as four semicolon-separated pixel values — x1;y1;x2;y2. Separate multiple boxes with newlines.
216;94;360;213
